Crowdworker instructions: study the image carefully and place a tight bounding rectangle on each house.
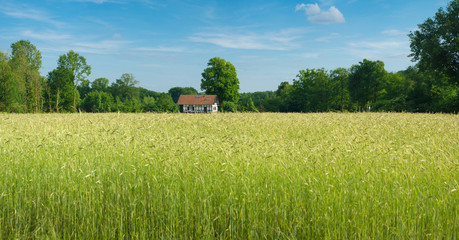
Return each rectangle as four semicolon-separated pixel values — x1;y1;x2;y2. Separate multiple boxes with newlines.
177;95;219;113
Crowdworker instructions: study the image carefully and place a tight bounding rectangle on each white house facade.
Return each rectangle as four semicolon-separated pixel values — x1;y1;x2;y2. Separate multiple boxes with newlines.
177;95;218;113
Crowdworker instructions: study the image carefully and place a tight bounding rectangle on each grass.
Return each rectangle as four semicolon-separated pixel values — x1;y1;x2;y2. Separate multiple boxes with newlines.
0;112;457;239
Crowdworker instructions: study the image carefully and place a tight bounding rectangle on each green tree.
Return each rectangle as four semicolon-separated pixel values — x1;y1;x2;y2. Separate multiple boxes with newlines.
0;51;13;111
154;93;178;112
348;59;388;111
201;57;240;105
47;68;74;112
142;96;156;112
110;73;139;101
168;86;198;103
245;97;258;112
91;77;109;92
77;79;91;99
409;0;459;82
330;68;353;112
293;68;333;112
57;50;91;111
10;40;43;112
81;91;114;112
222;101;237;112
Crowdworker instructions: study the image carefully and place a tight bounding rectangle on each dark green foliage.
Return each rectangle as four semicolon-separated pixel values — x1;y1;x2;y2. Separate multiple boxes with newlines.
81;91;114;112
293;68;335;112
409;0;459;82
0;51;14;111
47;68;75;112
201;57;240;104
91;78;109;92
77;79;92;99
168;87;198;103
330;68;354;112
349;59;388;111
142;96;156;112
222;101;237;112
237;97;258;112
9;40;43;112
153;93;179;112
139;87;160;100
109;73;140;101
57;50;91;112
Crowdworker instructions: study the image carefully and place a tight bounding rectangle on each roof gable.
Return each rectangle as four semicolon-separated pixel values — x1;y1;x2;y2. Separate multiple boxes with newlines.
177;95;218;105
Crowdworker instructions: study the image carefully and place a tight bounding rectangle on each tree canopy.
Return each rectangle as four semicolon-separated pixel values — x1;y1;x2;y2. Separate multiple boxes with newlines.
409;0;459;82
201;57;240;105
349;59;388;111
168;86;198;103
57;50;91;111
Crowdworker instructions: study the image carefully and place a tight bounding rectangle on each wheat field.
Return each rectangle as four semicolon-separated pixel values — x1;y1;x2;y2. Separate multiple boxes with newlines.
0;113;457;239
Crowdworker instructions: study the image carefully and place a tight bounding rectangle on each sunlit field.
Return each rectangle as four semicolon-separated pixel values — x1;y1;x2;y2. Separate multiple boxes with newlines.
0;113;457;239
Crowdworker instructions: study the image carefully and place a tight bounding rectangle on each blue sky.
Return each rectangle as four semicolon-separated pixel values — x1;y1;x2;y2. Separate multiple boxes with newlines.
0;0;448;92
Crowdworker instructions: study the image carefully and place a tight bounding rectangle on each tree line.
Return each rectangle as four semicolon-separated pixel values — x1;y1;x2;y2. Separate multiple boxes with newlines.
0;44;180;113
236;62;457;113
222;1;459;113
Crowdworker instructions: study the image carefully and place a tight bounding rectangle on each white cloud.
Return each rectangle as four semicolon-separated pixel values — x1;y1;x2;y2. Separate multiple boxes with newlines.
316;32;340;42
71;40;130;54
70;0;116;3
22;30;71;41
0;3;64;27
41;40;132;54
296;3;320;15
189;28;302;50
296;3;345;24
382;30;405;36
133;47;184;53
346;40;410;60
113;33;122;39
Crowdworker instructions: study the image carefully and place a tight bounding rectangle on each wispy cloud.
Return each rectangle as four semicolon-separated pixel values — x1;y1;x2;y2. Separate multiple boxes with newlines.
0;2;64;27
132;47;185;53
71;40;131;54
189;28;303;50
41;40;132;55
69;0;123;4
347;40;410;59
73;0;110;3
316;33;340;42
296;3;345;24
382;30;405;36
22;30;71;41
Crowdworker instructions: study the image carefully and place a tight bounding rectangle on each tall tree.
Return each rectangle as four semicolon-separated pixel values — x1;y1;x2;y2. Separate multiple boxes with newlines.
91;77;109;92
154;93;179;112
57;50;91;112
330;68;352;112
409;0;459;82
110;73;139;101
0;51;13;111
293;68;333;112
201;57;240;105
168;86;198;103
348;59;387;111
47;68;74;112
10;40;42;112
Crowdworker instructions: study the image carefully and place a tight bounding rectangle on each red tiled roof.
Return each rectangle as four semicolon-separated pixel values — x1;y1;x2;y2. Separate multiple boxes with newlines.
177;95;218;105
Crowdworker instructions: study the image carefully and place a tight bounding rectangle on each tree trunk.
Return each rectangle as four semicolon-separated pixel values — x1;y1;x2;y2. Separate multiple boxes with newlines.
56;87;60;112
73;86;76;112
